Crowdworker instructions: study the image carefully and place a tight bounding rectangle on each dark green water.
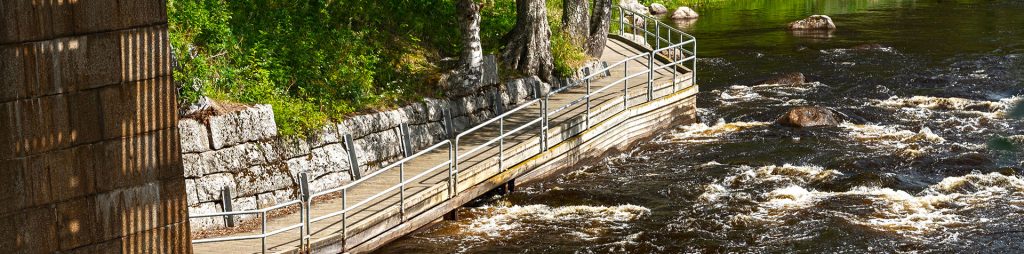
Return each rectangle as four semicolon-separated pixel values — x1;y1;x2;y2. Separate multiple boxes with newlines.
379;1;1024;253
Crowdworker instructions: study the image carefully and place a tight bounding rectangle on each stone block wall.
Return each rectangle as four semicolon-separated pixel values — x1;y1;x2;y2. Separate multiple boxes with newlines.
0;0;191;253
182;76;551;232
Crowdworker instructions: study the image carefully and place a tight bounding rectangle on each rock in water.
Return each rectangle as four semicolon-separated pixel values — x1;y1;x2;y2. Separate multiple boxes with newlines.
650;3;668;14
787;15;836;30
777;106;841;127
672;7;699;19
619;0;648;14
756;72;806;86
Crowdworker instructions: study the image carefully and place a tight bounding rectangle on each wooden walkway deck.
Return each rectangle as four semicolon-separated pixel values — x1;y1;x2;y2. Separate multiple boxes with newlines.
191;37;695;254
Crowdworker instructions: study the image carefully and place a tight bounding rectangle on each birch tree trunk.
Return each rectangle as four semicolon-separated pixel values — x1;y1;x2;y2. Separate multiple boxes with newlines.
585;0;612;58
457;0;483;72
445;0;484;96
562;0;590;47
502;0;555;82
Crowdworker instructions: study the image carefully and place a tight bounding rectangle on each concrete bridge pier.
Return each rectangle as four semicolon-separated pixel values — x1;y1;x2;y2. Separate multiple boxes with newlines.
1;0;192;253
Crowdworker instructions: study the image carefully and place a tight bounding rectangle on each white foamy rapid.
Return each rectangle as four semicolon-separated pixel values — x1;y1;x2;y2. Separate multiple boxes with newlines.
716;82;826;105
840;123;947;158
667;119;770;143
874;95;1021;116
724;164;843;187
460;204;650;238
741;172;1024;238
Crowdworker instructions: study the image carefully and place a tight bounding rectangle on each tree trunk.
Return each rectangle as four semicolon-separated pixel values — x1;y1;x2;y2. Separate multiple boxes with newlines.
444;0;484;96
502;0;555;82
457;0;483;72
585;0;612;58
562;0;589;47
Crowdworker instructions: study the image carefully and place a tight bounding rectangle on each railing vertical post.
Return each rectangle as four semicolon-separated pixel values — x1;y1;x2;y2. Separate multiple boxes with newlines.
693;40;698;85
299;202;305;250
647;53;654;102
624;60;629;108
261;211;267;254
299;172;310;247
499;117;504;173
618;7;624;36
341;188;348;251
585;78;591;129
656;22;661;50
540;98;548;150
399;161;405;221
448;143;454;199
542;96;549;151
453;139;459;194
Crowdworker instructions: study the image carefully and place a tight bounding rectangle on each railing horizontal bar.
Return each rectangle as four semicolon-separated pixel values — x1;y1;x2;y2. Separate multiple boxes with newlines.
189;200;302;219
265;224;304;236
310;141;452;200
579;54;650;81
311;159;453;224
457;100;540;141
192;235;265;244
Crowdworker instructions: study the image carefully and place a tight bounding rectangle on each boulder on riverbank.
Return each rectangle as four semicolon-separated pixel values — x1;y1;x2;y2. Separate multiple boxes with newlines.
756;72;806;86
650;3;669;15
619;0;648;14
777;106;841;127
672;7;699;19
788;15;836;30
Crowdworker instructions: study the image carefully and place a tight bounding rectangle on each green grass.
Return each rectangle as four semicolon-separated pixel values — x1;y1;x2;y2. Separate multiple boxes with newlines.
169;0;588;136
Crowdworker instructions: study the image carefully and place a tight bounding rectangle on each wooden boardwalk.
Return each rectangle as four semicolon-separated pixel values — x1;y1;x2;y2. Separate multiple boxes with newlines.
191;37;694;254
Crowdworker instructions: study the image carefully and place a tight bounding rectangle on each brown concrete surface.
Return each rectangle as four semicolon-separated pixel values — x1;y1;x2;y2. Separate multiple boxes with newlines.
1;0;191;253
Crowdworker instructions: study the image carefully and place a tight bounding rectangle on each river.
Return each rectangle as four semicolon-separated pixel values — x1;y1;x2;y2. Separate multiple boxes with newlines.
378;0;1024;252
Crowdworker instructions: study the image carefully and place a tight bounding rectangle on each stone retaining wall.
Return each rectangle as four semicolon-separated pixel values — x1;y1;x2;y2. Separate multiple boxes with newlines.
182;76;551;231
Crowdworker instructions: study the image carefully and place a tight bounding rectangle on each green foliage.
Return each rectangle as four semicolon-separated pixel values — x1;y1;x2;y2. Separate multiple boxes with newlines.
169;0;592;136
551;32;589;76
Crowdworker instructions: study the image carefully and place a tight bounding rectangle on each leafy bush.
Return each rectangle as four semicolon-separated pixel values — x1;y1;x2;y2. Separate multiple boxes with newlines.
169;0;589;136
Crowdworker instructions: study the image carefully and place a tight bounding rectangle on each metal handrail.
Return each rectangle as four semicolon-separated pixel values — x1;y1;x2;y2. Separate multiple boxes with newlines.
189;199;304;254
308;140;453;201
189;5;694;253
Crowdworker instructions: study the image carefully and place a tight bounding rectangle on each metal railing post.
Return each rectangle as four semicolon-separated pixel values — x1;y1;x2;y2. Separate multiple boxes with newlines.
341;188;348;251
693;40;698;85
540;98;548;150
448;144;454;199
499;117;504;173
299;172;310;248
586;78;591;129
453;139;460;194
261;211;267;254
656;22;661;50
624;60;629;108
618;7;624;36
542;96;549;150
647;53;654;102
399;161;405;221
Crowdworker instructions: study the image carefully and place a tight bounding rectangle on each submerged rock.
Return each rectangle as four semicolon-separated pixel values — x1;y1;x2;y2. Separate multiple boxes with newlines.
756;72;806;86
787;15;836;30
649;3;668;15
672;7;699;19
777;106;841;127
